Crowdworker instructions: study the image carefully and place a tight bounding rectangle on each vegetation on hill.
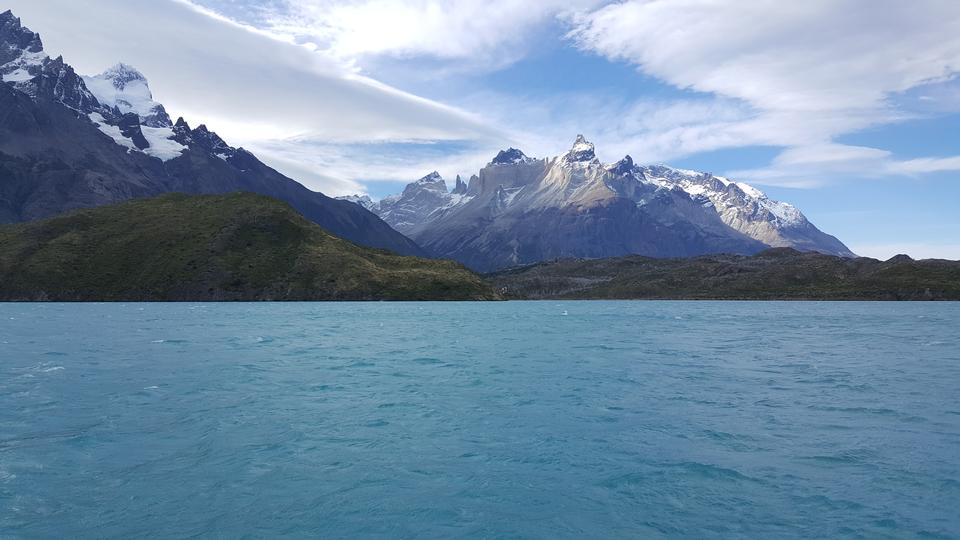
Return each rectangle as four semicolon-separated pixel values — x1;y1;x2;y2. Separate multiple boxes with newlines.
0;193;497;301
487;248;960;300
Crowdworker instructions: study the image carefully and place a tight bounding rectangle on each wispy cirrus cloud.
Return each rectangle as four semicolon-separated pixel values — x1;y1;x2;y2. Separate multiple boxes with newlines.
259;0;602;69
11;0;960;197
566;0;960;185
5;0;505;194
568;0;960;114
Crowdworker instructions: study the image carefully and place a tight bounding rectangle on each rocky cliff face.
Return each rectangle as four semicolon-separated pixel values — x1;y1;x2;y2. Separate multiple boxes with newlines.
633;165;855;257
343;136;854;271
0;9;423;257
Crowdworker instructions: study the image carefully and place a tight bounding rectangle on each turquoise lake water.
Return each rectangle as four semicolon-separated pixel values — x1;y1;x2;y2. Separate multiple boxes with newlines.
1;301;958;538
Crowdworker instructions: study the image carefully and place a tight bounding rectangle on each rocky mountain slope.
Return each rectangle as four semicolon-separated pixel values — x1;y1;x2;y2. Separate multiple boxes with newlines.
0;193;494;301
0;10;423;257
344;136;854;271
488;249;960;301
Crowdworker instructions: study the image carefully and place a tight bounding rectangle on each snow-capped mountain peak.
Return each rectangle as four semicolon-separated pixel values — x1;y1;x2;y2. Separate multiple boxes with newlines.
78;62;185;161
408;171;448;192
357;135;856;269
608;155;635;176
490;147;533;165
632;164;845;252
97;63;147;90
0;10;42;52
0;11;48;87
565;134;598;163
2;16;182;162
83;63;171;128
338;194;378;212
0;8;425;257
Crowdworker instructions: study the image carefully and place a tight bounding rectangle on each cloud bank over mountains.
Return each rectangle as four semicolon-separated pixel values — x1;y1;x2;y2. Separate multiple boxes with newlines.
567;0;960;186
7;0;960;202
5;0;501;193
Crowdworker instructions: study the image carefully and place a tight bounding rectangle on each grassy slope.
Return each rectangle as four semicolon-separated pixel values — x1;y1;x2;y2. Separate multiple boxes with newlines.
0;193;496;301
487;249;960;300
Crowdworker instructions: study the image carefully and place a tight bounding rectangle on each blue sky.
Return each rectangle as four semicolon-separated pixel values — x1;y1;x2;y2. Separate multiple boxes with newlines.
10;0;960;259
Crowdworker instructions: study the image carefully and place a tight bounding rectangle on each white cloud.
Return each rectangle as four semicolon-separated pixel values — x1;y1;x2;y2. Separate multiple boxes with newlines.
569;0;960;114
460;92;756;163
245;136;497;196
568;0;960;186
10;0;960;196
888;156;960;175
6;0;503;192
729;143;960;187
263;0;601;68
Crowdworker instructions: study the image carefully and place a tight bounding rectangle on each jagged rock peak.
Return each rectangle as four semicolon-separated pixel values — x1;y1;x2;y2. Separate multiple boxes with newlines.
452;174;468;195
565;135;597;162
96;63;148;90
609;155;636;176
417;171;442;183
491;147;529;165
337;194;378;212
82;60;173;127
117;112;150;150
34;56;102;113
0;9;44;55
190;124;231;153
412;171;447;189
1;10;47;87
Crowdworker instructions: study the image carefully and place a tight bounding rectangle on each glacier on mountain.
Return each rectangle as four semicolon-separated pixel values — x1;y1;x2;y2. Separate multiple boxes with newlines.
83;63;173;128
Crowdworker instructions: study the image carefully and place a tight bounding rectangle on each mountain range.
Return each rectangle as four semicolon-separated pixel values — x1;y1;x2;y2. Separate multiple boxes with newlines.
0;10;422;257
3;8;858;277
342;136;854;271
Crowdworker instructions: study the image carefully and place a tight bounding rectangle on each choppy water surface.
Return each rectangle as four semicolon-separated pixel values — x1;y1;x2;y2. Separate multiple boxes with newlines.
1;302;958;538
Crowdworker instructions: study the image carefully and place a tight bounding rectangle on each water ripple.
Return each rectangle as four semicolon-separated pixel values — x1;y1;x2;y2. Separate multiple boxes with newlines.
0;301;958;538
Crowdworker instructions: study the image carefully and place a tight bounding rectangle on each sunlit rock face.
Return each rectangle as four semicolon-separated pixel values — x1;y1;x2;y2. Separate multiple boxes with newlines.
345;135;854;271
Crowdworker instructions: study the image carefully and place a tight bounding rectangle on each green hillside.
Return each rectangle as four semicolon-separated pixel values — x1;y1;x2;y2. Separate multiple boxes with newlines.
0;193;497;301
488;249;960;300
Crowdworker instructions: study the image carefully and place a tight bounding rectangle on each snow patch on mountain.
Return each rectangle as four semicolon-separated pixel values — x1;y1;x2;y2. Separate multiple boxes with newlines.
498;186;524;207
88;112;185;161
362;135;856;263
735;182;763;198
1;49;45;82
411;171;447;192
0;8;425;257
637;165;806;228
490;148;536;166
0;11;47;88
88;112;138;152
83;64;171;128
563;134;599;164
141;126;187;161
338;194;379;212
